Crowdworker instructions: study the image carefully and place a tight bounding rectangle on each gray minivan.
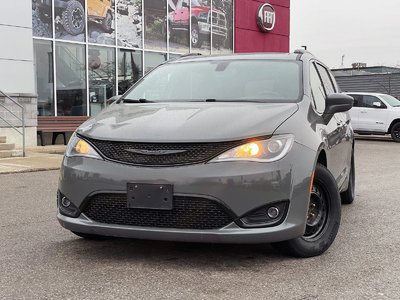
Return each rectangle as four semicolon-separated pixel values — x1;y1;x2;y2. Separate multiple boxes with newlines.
58;50;355;257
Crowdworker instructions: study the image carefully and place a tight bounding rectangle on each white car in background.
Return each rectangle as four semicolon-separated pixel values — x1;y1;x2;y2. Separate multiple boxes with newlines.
346;92;400;142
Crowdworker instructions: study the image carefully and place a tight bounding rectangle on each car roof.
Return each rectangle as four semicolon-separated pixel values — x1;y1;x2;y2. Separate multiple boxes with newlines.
169;52;301;64
344;92;389;96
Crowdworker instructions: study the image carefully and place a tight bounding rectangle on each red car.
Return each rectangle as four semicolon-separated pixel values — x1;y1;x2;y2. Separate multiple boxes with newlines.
168;0;227;48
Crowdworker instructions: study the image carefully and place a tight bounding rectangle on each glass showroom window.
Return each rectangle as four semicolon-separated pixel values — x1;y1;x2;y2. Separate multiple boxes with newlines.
144;0;167;51
118;49;142;95
88;46;116;116
212;0;233;54
33;39;54;116
56;43;87;116
144;52;167;74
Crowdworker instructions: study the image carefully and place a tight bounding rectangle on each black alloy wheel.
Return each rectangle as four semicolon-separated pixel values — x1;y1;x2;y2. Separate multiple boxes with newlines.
391;122;400;142
62;0;85;36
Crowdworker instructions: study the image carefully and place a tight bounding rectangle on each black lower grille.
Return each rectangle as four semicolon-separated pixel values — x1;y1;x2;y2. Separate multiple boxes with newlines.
82;194;235;230
83;136;244;166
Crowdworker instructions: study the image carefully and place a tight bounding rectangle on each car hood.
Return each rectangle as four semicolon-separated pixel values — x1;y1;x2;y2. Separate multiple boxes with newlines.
77;102;298;142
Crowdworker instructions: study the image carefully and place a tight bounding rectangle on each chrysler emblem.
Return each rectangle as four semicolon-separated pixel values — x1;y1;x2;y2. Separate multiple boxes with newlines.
125;148;187;155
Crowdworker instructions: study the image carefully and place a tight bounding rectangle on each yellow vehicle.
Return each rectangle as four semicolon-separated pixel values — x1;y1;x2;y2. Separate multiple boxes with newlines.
88;0;114;33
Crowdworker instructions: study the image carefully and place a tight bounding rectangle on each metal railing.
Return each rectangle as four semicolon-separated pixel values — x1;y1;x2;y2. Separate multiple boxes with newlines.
0;90;25;157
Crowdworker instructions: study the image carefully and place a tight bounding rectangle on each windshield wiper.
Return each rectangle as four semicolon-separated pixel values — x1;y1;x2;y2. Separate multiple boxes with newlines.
123;98;153;103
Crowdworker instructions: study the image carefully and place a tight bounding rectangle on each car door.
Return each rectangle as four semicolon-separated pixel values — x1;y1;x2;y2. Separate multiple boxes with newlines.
358;95;388;132
310;62;346;186
347;94;363;130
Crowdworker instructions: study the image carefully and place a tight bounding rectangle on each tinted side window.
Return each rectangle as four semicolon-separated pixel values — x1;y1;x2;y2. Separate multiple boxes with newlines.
362;95;383;108
310;64;326;114
349;94;362;107
316;64;335;95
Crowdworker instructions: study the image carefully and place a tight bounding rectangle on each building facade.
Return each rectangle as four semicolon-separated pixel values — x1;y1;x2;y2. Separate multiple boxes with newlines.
332;66;400;100
0;0;290;148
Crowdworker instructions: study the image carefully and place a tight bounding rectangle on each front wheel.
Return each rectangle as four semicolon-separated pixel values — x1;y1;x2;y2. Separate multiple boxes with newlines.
273;164;341;258
391;122;400;142
191;23;203;48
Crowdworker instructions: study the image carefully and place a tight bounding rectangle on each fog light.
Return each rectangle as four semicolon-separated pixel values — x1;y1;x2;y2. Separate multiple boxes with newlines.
267;206;279;219
61;197;71;207
238;201;289;228
58;191;80;218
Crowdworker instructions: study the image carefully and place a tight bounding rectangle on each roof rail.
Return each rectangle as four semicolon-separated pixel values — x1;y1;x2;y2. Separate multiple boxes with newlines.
294;49;307;54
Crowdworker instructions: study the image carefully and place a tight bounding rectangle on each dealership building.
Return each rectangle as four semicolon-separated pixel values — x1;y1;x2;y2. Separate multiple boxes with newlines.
0;0;290;153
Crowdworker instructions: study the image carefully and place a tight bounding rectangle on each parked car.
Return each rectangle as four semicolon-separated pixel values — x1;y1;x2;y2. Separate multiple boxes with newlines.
168;0;227;48
34;0;113;35
58;50;355;258
346;92;400;142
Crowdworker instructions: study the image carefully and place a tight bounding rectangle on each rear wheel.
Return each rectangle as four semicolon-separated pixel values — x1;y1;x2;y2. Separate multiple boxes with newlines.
71;231;111;240
273;164;341;258
390;122;400;142
341;151;355;204
62;0;85;36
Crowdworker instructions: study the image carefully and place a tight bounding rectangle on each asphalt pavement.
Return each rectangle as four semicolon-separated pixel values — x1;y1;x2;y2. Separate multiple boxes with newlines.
1;140;399;299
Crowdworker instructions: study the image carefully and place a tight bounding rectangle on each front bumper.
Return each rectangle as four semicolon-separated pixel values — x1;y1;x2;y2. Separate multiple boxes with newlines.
58;142;315;244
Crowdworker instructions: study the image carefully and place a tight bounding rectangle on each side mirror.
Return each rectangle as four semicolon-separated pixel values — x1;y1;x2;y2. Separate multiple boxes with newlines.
106;95;121;105
373;102;383;108
324;93;354;115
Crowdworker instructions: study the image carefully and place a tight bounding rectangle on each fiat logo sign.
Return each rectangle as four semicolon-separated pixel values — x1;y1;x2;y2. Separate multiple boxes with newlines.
257;3;276;32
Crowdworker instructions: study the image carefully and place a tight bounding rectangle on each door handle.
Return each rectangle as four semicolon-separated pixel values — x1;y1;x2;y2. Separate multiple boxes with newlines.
360;111;367;114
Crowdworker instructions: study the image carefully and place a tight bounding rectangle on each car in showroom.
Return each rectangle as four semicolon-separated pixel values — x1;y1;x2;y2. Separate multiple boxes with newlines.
57;50;355;258
346;92;400;142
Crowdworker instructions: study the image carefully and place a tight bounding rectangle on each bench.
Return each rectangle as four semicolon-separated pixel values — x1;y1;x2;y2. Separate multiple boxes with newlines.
37;116;89;146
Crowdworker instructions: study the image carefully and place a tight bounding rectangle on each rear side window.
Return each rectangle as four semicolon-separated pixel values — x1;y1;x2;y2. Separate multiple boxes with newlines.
362;95;384;108
310;64;326;114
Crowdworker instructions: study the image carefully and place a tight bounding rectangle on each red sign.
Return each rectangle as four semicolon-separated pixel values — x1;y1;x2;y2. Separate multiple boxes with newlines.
257;3;276;32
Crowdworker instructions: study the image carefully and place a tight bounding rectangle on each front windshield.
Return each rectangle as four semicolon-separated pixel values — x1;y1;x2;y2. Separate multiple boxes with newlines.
123;60;301;103
380;94;400;107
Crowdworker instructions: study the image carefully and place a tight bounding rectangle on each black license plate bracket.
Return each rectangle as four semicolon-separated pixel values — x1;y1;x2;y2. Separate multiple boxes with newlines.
127;183;173;210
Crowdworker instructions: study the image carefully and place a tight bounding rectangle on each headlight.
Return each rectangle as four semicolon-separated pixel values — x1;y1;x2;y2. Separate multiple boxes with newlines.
65;133;102;160
210;135;294;163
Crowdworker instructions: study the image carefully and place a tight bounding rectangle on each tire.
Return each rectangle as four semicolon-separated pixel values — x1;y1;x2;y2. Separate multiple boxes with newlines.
71;231;111;240
341;151;355;204
191;22;203;48
273;164;341;258
390;122;400;142
102;11;113;33
62;0;85;36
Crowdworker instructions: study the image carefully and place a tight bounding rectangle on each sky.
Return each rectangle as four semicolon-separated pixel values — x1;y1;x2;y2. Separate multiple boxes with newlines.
290;0;400;69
